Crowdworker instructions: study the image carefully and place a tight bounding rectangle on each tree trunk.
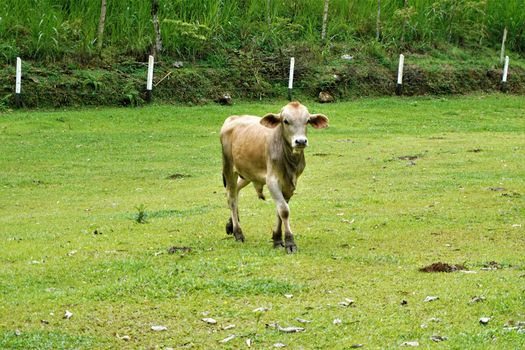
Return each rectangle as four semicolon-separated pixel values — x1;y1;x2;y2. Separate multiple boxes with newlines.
376;0;381;42
151;0;163;56
321;0;330;41
96;0;107;51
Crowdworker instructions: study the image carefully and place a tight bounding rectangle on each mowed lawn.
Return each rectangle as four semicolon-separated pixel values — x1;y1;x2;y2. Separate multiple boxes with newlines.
0;95;524;349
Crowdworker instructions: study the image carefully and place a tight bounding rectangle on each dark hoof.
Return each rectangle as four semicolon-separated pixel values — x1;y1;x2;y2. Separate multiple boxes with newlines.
286;244;297;254
225;218;233;235
273;240;284;248
234;233;245;242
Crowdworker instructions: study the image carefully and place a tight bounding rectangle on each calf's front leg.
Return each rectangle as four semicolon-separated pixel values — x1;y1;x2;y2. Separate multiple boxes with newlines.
267;177;297;253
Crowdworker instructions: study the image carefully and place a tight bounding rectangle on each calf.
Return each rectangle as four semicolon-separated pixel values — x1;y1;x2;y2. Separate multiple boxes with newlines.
220;102;329;253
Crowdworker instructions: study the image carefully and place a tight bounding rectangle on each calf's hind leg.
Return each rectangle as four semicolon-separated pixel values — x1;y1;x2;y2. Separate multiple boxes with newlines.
224;174;251;242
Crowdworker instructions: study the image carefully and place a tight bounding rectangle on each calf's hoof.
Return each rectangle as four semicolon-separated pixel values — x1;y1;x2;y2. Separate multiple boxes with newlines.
285;243;297;254
273;240;284;248
225;218;233;235
233;228;245;242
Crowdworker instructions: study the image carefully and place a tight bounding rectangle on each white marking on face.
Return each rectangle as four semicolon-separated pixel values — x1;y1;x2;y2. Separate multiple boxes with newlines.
281;104;310;152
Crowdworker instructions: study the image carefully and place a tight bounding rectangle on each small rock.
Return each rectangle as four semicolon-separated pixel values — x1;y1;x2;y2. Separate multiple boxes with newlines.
278;325;305;333
219;334;235;343
480;317;491;325
429;317;442;323
202;318;217;325
274;343;286;348
333;319;342;325
341;54;354;60
41;320;49;325
470;296;486;303
15;329;21;336
339;298;355;307
67;250;77;256
119;335;131;341
295;318;312;324
151;325;168;332
173;61;183;68
253;307;269;313
431;335;447;342
246;338;252;347
318;91;334;103
284;294;293;299
216;94;232;106
64;310;73;319
401;341;420;347
222;324;235;330
424;296;439;302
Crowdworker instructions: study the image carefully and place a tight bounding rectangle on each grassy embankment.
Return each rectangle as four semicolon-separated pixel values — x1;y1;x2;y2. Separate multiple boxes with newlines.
1;1;525;107
1;94;524;348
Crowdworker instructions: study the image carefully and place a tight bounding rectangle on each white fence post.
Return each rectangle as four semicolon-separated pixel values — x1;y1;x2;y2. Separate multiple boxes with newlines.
396;53;404;96
501;55;509;92
288;57;295;101
146;55;155;102
15;57;22;107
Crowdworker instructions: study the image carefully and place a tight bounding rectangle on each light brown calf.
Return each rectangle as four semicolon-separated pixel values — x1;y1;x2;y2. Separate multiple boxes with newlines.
220;102;329;253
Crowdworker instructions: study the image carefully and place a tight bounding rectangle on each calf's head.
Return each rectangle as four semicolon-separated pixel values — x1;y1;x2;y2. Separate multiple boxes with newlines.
260;102;329;153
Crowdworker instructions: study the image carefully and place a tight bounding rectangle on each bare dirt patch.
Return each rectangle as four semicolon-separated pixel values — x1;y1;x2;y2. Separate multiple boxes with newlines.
167;173;191;180
167;246;192;254
419;262;465;273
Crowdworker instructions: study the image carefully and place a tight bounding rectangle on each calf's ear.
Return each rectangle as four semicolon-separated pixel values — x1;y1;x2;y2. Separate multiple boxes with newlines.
308;114;329;129
260;113;281;128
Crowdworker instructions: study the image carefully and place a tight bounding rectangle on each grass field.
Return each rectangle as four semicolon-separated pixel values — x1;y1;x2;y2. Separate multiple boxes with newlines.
0;95;524;349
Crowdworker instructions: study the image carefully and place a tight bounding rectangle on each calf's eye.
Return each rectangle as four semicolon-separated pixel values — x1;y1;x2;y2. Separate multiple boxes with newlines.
283;119;289;125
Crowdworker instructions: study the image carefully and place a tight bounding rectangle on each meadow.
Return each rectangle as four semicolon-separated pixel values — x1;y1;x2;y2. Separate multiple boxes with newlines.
0;94;524;349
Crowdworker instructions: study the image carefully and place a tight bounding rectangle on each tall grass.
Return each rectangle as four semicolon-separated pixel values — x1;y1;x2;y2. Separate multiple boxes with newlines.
0;0;523;63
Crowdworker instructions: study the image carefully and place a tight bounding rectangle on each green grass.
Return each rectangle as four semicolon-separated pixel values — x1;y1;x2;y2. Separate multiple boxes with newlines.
1;0;524;63
1;95;524;349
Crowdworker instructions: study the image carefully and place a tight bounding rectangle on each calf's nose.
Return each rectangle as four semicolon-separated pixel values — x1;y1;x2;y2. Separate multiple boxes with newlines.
294;138;308;147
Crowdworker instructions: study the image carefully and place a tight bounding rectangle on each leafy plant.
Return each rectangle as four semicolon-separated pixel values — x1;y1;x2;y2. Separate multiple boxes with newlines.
134;204;148;224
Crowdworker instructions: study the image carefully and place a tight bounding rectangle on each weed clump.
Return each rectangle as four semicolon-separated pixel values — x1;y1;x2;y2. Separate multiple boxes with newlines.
134;204;148;224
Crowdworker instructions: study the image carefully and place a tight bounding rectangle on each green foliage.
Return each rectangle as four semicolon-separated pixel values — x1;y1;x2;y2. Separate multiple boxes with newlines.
162;19;211;60
134;204;148;224
0;0;523;64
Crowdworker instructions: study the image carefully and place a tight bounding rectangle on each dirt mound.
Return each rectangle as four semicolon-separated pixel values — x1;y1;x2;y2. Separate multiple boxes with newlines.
419;262;465;272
